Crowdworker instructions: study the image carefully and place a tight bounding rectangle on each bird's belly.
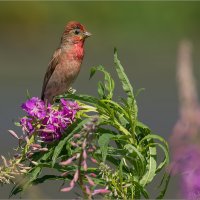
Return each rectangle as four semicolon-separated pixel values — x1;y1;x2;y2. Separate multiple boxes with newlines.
44;62;80;98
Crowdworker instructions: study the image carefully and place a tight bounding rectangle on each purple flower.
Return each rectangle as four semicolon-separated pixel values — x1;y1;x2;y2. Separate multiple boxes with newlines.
21;97;46;119
60;99;79;109
40;124;62;142
61;99;79;120
20;97;79;142
20;117;34;134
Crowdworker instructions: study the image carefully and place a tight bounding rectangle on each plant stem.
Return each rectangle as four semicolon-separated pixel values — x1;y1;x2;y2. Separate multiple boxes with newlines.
78;139;92;200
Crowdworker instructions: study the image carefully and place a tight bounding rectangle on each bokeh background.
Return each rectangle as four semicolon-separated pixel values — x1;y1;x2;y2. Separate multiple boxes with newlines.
1;1;200;198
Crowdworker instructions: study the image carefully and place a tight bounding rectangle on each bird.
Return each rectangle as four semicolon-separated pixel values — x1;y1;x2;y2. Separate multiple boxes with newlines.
41;21;91;103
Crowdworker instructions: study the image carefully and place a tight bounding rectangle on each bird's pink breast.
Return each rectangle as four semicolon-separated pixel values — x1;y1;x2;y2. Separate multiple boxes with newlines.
66;42;84;61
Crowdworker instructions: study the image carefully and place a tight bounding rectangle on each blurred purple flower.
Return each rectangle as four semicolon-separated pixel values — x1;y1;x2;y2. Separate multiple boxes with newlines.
21;97;46;119
174;146;200;200
170;41;200;200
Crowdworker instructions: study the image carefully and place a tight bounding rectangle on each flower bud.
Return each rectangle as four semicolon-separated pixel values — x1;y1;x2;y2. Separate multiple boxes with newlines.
73;134;81;138
85;175;95;186
60;186;73;192
90;157;98;164
85;185;91;195
83;150;87;159
82;160;87;171
8;130;19;139
73;170;79;182
92;188;110;195
60;172;68;177
89;173;97;178
59;156;76;166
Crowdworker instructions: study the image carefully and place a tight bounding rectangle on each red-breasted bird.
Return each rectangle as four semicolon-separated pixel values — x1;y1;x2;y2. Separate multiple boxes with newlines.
41;21;91;103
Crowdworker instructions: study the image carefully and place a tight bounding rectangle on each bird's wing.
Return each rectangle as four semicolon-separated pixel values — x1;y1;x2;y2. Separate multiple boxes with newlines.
41;48;61;100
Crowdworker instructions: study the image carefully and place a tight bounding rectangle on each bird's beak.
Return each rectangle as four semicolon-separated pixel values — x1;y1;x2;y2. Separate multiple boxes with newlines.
84;31;92;38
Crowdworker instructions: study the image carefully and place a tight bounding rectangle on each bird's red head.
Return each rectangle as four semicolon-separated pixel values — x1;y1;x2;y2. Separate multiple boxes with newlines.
62;21;91;44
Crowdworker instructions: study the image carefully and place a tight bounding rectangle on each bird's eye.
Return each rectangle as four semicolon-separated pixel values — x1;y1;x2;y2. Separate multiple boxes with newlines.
74;29;80;35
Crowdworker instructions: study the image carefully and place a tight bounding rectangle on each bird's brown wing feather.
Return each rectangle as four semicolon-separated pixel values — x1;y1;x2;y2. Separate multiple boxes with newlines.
41;48;61;100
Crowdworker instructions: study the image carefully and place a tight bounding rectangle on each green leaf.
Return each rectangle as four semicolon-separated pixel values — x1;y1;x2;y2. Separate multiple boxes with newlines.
139;145;157;186
141;142;169;174
33;175;65;185
156;173;171;199
52;118;90;167
114;48;135;109
135;88;145;97
124;144;146;174
14;122;21;126
98;81;105;98
119;158;124;187
154;143;169;173
132;180;150;199
98;133;114;162
139;134;169;187
136;121;150;130
139;134;168;149
26;89;31;99
10;167;42;197
101;99;129;119
59;93;99;105
114;48;138;138
90;65;115;99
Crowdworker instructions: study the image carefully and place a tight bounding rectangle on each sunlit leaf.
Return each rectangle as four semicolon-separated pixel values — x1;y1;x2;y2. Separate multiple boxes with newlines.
140;145;157;186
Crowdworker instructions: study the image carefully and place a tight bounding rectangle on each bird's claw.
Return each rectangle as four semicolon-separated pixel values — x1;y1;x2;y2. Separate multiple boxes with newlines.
67;87;76;94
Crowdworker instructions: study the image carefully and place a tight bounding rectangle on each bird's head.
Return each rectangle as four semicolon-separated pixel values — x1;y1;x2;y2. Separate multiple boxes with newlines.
62;21;91;44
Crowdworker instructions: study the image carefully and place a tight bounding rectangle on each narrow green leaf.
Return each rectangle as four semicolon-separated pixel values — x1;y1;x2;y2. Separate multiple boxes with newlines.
98;133;114;162
119;158;124;187
156;173;171;199
140;145;157;186
58;93;99;105
139;134;169;150
114;48;135;107
33;175;65;185
98;81;105;98
90;65;115;99
132;180;150;199
114;48;138;137
124;144;146;174
10;166;42;197
136;121;150;130
154;143;169;173
26;89;31;99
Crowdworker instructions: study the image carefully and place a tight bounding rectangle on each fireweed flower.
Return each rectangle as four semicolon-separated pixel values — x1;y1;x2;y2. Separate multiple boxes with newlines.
21;97;46;119
20;97;79;142
20;117;34;134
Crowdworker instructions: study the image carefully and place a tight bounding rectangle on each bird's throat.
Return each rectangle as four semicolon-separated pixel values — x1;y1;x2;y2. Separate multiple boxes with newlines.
66;42;84;61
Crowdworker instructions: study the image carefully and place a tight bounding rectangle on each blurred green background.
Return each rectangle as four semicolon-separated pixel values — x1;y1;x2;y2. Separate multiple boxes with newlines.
1;1;200;198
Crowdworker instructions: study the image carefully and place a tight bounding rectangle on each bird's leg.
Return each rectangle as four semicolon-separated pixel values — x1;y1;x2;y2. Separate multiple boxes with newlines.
52;96;59;104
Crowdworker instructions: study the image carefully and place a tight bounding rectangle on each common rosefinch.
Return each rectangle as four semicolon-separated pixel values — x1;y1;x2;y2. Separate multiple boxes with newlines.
41;21;91;103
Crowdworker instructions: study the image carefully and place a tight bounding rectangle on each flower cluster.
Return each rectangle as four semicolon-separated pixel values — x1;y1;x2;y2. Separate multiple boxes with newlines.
20;97;79;142
59;118;110;198
0;155;30;184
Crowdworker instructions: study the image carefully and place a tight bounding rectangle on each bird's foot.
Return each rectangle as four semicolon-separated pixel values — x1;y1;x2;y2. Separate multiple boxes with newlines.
67;87;76;94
